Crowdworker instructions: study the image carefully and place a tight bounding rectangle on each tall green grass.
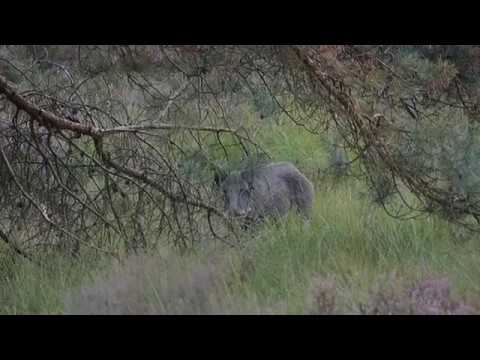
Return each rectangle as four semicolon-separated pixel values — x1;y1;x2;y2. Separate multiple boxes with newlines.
228;180;480;313
0;253;107;314
257;116;330;171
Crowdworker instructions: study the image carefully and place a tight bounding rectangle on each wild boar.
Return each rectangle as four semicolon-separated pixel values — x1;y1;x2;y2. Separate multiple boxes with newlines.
216;162;314;226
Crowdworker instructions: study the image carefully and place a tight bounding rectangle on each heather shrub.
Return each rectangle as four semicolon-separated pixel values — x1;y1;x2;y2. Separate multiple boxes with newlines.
360;274;477;315
307;275;337;315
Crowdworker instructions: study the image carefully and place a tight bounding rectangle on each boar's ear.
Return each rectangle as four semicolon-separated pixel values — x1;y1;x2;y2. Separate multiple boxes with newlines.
213;169;227;189
241;168;255;191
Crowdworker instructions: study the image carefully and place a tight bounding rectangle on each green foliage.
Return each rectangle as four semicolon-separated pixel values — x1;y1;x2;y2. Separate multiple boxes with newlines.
251;86;280;119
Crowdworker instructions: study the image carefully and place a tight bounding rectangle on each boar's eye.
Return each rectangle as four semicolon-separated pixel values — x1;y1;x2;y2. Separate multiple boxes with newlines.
239;189;250;199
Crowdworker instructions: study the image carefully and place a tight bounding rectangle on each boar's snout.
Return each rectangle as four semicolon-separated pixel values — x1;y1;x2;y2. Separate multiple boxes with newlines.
225;206;251;218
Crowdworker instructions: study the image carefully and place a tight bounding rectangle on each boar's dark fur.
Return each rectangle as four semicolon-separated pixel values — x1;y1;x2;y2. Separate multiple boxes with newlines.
217;162;314;225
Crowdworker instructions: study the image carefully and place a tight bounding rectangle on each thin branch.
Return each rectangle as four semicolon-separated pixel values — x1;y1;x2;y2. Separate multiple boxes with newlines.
0;227;41;266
